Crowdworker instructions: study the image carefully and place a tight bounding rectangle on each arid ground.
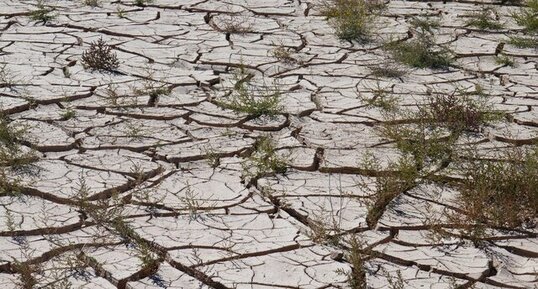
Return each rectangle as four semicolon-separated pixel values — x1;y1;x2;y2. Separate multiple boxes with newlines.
0;0;537;288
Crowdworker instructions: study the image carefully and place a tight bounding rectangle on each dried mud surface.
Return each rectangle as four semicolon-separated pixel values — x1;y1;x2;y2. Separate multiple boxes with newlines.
0;0;537;288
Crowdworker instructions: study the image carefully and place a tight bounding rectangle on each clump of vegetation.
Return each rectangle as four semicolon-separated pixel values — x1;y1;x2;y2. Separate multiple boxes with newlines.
386;16;452;69
321;0;385;42
512;0;538;34
362;154;419;227
217;66;282;117
360;83;398;111
30;0;55;23
508;36;538;49
83;0;100;7
61;108;76;120
386;35;453;69
458;146;538;228
134;0;153;6
465;7;503;30
0;64;16;89
426;91;500;133
243;136;287;179
0;115;37;168
81;38;119;72
495;54;515;67
336;236;368;289
408;17;440;33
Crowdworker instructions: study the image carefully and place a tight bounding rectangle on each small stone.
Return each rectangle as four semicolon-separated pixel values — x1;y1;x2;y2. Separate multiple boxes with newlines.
330;251;344;261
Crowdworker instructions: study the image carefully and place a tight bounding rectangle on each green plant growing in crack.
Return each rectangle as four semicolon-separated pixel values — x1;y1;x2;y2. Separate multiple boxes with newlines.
336;235;368;289
242;136;288;181
360;85;502;228
361;153;420;227
508;36;538;48
360;82;398;112
135;0;153;6
60;108;76;120
465;7;503;30
178;183;216;222
0;64;18;90
512;0;538;34
385;18;453;69
456;146;538;228
83;0;100;7
0;115;37;169
495;54;516;67
30;0;55;23
204;146;221;168
321;0;385;43
217;66;283;117
326;0;383;34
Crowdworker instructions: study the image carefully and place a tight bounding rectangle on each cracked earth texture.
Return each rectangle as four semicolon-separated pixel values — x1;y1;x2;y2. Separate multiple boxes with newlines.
0;0;537;288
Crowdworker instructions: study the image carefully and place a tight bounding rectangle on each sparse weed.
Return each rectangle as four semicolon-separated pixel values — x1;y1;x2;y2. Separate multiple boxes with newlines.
61;108;76;120
322;0;384;42
116;6;126;18
134;0;153;6
457;146;538;228
465;7;503;30
386;34;453;69
83;0;100;7
361;82;398;112
0;115;37;168
336;235;367;289
495;54;516;67
426;91;500;133
242;136;287;180
81;38;119;72
363;154;419;227
30;0;55;23
508;36;538;48
512;0;538;34
217;66;282;117
409;17;440;34
0;64;16;89
204;147;221;168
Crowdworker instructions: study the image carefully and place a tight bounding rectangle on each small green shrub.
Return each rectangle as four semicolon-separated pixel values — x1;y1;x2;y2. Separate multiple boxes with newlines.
465;8;503;30
322;0;384;42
